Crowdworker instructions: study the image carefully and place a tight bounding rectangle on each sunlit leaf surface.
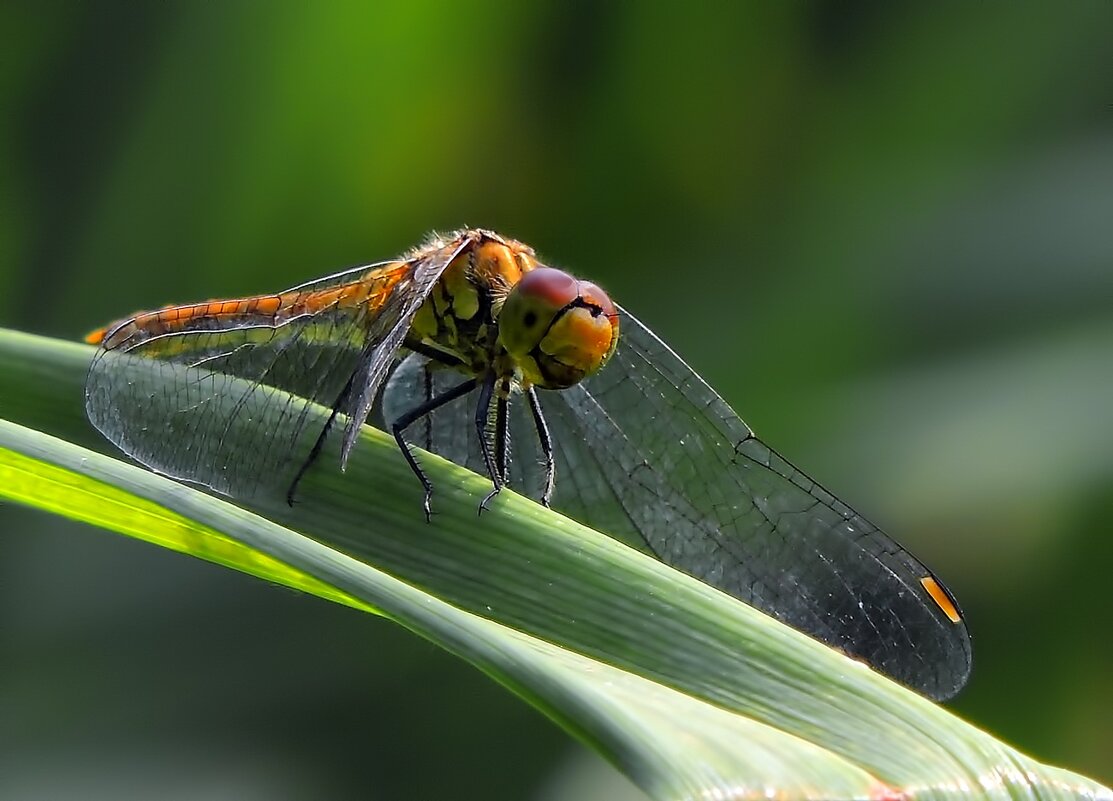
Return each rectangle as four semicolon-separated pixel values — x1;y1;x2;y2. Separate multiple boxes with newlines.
1;329;1110;800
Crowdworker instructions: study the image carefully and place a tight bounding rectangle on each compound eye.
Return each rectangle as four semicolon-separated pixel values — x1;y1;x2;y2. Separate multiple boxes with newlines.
499;268;572;355
499;267;620;389
516;267;580;309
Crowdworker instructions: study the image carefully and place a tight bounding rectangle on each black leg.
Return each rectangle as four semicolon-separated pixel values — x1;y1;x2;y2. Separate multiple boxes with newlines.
481;390;510;512
286;372;357;506
393;377;478;520
421;360;434;453
496;389;509;484
401;344;466;457
475;372;503;514
404;340;464;369
527;387;555;507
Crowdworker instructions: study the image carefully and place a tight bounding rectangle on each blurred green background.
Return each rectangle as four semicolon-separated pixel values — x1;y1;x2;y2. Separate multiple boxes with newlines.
2;3;1112;798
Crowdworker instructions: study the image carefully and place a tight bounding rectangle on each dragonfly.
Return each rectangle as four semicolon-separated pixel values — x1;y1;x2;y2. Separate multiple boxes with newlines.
84;228;971;700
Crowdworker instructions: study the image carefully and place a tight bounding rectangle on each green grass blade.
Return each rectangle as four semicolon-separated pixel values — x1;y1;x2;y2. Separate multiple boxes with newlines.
1;421;883;800
1;327;1110;800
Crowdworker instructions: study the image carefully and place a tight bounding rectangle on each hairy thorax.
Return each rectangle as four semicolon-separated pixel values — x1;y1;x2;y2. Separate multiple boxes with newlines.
406;233;539;380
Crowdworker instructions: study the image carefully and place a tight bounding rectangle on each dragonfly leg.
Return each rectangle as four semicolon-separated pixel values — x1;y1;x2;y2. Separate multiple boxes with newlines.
481;391;510;513
286;372;356;506
422;361;434;452
393;377;478;521
526;387;555;507
496;387;510;485
476;372;504;514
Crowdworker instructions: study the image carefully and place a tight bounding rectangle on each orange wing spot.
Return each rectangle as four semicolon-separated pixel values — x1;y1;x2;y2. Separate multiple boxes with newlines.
920;576;962;624
84;326;108;345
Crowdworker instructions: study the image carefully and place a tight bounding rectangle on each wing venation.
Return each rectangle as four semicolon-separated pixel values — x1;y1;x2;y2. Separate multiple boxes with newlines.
378;305;972;700
85;254;455;499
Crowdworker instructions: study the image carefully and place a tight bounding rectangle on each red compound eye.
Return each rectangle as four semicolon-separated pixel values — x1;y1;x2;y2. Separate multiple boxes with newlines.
515;267;580;308
499;267;620;389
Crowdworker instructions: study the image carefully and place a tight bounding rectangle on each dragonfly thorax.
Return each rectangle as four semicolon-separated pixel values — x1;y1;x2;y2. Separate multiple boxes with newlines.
406;233;619;391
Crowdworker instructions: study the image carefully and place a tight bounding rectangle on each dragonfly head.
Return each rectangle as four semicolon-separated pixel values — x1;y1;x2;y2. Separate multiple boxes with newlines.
498;267;620;389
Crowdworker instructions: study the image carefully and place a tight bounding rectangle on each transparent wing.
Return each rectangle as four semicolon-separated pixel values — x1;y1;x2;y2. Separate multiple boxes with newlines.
85;249;459;499
550;307;971;699
380;309;972;700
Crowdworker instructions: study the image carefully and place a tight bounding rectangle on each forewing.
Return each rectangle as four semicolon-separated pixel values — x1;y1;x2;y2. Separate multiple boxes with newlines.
85;253;454;499
377;307;971;700
339;239;470;468
539;306;972;700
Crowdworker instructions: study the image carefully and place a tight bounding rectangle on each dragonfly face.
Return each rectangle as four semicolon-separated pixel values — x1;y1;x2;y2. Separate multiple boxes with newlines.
497;267;620;389
84;228;972;701
405;236;620;391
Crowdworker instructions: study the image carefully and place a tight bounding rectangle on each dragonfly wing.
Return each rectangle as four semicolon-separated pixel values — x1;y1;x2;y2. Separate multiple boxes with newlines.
377;308;971;700
85;252;455;499
538;306;972;700
340;238;472;467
